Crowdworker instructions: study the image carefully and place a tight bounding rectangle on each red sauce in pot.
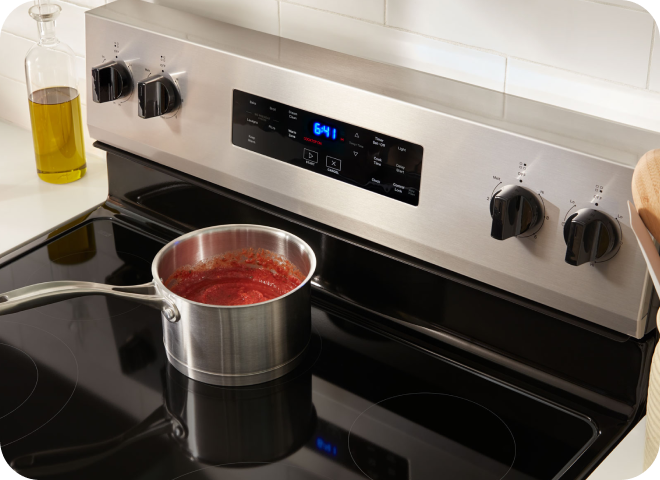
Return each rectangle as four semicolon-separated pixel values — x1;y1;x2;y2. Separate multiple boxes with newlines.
165;248;304;306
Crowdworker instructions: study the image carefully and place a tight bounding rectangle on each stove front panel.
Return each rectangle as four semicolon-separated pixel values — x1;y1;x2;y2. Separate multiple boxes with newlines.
86;0;658;337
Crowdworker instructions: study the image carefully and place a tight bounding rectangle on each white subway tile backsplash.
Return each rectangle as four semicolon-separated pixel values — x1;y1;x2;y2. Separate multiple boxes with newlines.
0;32;87;106
0;75;30;130
63;0;105;8
143;0;279;36
281;0;385;23
0;32;34;84
506;58;660;132
387;0;654;88
3;1;87;57
0;0;657;137
280;3;506;92
649;24;660;91
0;72;100;156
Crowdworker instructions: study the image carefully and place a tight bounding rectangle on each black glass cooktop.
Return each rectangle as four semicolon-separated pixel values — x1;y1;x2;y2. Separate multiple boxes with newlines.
0;218;598;479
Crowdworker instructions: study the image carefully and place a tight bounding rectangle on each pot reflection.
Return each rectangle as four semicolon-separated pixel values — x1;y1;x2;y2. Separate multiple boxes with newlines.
165;363;316;465
11;362;316;477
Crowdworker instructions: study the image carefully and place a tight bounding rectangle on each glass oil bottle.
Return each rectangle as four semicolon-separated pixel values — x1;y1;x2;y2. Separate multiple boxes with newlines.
25;0;86;184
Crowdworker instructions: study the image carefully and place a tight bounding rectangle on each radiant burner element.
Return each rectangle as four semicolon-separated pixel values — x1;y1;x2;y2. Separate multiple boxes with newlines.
0;344;38;420
0;322;78;447
349;393;516;480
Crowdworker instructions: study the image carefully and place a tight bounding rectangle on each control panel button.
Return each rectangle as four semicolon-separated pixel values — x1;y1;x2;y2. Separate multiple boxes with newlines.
387;143;423;174
231;90;423;206
367;145;387;166
303;148;318;163
327;156;342;171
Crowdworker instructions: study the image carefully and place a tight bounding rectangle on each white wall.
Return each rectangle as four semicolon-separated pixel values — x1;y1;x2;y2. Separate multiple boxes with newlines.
0;0;659;147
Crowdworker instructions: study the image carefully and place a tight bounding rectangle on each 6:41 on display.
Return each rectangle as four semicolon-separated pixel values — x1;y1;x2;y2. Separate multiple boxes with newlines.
313;122;337;140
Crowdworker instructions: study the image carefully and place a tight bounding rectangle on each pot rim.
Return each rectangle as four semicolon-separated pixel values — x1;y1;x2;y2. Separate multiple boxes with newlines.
151;224;317;309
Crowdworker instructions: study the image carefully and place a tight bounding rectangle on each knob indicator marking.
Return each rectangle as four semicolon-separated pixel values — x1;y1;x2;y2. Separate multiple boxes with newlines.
490;185;544;240
563;208;620;266
91;60;132;103
137;74;180;119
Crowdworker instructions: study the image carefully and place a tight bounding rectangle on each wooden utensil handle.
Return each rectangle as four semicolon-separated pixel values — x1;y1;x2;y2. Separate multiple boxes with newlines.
633;149;660;241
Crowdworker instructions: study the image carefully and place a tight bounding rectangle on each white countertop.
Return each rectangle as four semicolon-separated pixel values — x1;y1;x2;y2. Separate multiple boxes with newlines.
588;418;646;480
0;119;108;257
0;118;654;479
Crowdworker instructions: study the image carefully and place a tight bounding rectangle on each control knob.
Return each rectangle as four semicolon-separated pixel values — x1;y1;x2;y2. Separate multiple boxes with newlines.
563;208;620;266
137;74;180;119
91;60;132;103
490;185;544;240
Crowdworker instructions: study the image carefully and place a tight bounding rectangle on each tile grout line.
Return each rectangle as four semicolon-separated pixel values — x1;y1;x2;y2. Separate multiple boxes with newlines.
2;31;87;62
504;54;657;92
0;71;27;85
384;0;387;25
279;0;387;26
277;0;281;36
2;0;88;56
581;0;649;12
277;0;648;91
647;21;656;89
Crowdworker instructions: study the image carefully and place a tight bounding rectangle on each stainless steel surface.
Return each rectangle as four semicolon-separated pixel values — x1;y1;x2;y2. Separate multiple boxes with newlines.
86;0;660;337
0;224;316;385
153;224;315;386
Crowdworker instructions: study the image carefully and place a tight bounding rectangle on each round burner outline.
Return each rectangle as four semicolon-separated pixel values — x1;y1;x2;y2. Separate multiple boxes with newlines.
347;392;517;480
26;250;153;321
0;320;79;447
0;343;38;420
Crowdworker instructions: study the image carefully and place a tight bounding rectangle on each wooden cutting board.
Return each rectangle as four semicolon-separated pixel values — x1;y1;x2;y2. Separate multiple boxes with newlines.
633;149;660;241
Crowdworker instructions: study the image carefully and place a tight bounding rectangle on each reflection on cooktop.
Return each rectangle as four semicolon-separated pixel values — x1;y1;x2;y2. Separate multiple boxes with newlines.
0;220;599;480
169;462;335;480
0;321;78;447
349;393;515;480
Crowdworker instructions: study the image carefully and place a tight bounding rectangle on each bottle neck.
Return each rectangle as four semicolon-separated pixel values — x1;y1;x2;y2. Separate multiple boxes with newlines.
37;20;58;46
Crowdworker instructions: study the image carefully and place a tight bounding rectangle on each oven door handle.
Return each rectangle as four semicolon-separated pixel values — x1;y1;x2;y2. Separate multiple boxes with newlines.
0;281;180;322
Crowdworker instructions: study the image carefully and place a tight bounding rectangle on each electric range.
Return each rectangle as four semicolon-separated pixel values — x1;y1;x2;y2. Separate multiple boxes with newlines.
2;0;660;478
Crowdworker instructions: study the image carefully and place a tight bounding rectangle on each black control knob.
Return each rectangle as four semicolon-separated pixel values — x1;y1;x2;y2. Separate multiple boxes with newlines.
563;208;620;266
91;60;132;103
490;185;544;240
137;74;180;119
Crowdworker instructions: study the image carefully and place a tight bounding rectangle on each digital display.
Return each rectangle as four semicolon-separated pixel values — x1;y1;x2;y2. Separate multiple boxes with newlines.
312;121;337;140
316;437;338;456
232;90;423;206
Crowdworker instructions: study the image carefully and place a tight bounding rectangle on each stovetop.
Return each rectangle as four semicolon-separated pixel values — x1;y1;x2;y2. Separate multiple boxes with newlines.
0;149;656;480
0;217;595;480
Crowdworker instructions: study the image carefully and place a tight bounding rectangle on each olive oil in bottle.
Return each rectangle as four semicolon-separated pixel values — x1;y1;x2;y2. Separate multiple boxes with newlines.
25;1;86;184
28;86;86;184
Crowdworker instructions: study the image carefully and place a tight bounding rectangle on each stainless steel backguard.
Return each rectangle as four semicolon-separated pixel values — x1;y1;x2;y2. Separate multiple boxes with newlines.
86;0;660;337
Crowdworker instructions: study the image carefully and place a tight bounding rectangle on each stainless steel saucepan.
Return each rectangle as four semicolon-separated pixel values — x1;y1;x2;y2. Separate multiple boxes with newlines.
0;224;316;386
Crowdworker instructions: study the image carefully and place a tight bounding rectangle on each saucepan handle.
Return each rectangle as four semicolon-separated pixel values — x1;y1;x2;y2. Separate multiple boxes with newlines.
0;281;180;322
